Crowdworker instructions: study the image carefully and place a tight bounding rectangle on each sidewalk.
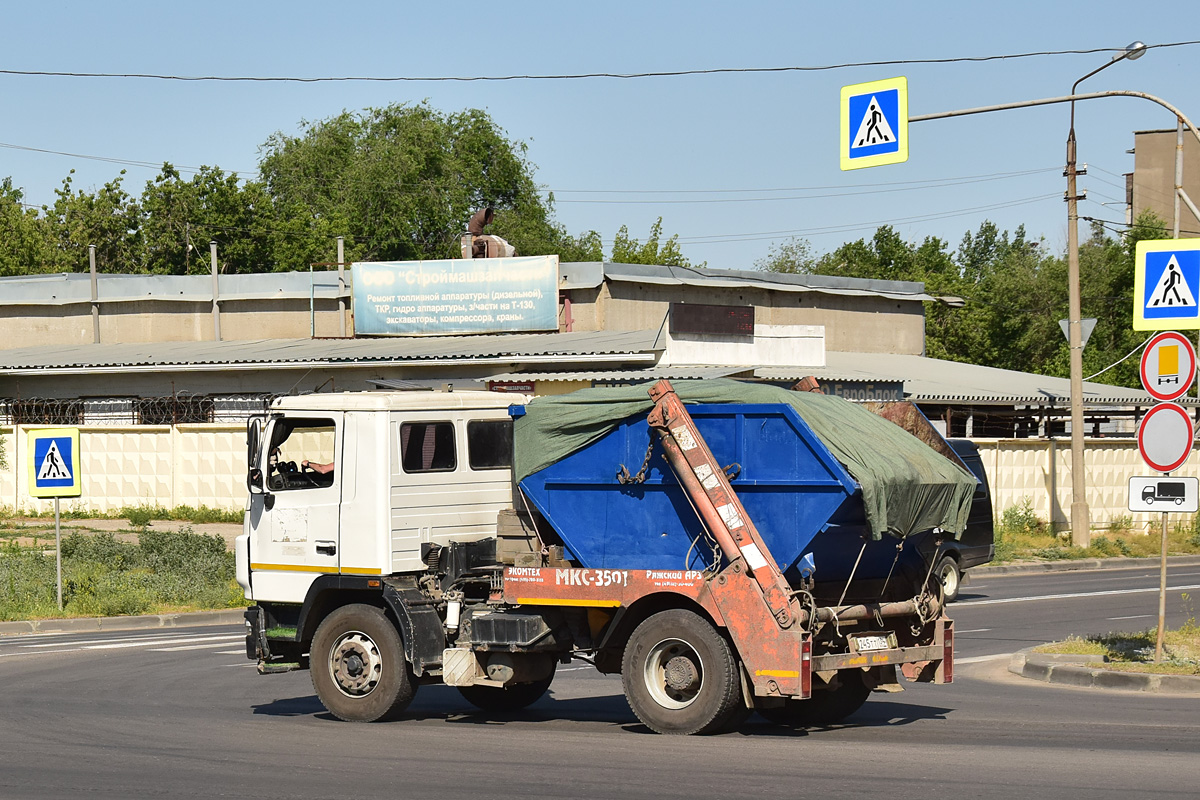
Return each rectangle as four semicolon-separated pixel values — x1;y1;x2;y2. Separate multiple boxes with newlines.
971;553;1200;578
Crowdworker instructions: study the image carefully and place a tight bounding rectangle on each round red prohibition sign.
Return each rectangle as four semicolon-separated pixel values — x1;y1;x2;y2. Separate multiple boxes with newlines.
1140;331;1197;402
1137;402;1195;473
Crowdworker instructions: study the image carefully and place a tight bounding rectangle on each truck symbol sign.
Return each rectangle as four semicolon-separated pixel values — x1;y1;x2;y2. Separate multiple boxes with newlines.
1142;481;1186;505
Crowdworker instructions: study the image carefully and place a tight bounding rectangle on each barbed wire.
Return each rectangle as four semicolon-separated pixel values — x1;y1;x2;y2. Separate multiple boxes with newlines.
0;394;276;426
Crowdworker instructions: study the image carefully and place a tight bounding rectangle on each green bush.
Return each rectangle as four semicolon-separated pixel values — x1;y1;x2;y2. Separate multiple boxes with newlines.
0;527;241;620
0;543;58;620
999;498;1044;536
1089;536;1133;558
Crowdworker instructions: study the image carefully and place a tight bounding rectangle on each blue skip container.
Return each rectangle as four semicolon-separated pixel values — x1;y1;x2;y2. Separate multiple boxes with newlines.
518;403;859;574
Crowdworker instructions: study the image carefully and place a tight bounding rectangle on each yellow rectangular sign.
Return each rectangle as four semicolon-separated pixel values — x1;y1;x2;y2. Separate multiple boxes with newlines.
27;427;82;498
840;76;909;171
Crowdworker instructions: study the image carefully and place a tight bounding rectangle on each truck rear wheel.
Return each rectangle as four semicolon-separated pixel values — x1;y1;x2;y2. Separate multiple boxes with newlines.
621;609;743;735
457;664;556;712
758;669;871;727
310;604;416;722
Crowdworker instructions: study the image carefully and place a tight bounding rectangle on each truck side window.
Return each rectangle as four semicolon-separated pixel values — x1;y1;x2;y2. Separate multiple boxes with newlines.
467;420;513;470
400;422;457;472
268;418;337;491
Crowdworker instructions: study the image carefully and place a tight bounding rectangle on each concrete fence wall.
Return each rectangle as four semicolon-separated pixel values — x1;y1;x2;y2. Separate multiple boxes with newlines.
0;426;1194;530
0;425;247;515
975;438;1200;531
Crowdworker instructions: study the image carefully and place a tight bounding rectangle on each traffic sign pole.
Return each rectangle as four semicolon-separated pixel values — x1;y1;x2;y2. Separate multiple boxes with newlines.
1156;510;1168;662
55;498;62;610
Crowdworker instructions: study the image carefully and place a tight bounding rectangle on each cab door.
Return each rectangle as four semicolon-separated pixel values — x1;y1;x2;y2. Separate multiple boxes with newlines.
247;413;343;603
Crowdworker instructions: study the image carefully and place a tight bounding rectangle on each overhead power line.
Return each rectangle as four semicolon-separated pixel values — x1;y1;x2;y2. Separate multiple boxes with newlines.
1;42;1197;83
673;193;1061;245
554;168;1060;205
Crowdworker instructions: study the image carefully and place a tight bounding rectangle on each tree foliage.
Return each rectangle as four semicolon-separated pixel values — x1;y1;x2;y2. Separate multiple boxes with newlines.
0;102;696;274
758;214;1172;389
610;216;701;268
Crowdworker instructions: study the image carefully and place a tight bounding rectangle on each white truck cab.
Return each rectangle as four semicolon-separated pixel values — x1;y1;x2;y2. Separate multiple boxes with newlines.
236;390;527;605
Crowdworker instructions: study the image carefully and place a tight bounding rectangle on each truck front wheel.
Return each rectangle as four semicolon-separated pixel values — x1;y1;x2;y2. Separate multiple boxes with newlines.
310;604;416;722
621;609;743;735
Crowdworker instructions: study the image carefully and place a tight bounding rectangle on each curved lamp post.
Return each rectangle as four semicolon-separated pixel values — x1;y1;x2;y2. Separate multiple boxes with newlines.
1065;41;1145;546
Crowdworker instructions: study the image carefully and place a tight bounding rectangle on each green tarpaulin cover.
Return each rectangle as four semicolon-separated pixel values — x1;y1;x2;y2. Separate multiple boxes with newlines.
514;380;975;540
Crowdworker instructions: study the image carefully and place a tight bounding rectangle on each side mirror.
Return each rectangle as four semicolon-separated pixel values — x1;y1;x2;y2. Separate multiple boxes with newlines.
248;468;264;494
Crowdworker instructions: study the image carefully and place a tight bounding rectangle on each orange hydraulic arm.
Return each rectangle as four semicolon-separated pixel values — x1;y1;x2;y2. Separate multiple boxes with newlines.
646;380;799;629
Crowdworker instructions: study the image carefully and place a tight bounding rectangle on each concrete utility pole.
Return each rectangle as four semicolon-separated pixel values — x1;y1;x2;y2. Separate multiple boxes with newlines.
1063;41;1146;547
337;236;347;337
88;244;100;344
210;241;222;342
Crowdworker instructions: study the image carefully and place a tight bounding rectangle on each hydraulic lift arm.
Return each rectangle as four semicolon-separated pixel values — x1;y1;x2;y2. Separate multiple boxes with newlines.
646;380;799;629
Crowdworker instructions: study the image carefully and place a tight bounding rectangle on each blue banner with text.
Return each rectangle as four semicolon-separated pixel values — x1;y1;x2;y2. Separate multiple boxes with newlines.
352;256;559;335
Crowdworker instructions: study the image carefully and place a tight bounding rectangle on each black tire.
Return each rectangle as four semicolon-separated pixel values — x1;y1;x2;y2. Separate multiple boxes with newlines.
457;663;557;712
621;609;743;735
310;604;416;722
935;555;961;603
758;669;871;727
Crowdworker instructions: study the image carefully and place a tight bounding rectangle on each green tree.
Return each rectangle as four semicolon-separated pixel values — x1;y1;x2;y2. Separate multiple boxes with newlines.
43;169;142;273
0;178;55;275
140;164;274;274
258;103;577;266
610;216;700;267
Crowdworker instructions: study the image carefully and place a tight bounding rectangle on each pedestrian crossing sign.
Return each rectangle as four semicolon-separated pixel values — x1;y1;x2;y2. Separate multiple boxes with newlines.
840;76;908;171
1134;238;1200;330
27;427;81;498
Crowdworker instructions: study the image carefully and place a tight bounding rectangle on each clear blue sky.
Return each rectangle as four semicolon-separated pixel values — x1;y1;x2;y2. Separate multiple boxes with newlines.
3;1;1199;270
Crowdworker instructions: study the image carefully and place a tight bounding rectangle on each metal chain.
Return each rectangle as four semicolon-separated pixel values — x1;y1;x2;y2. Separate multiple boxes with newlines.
617;434;657;485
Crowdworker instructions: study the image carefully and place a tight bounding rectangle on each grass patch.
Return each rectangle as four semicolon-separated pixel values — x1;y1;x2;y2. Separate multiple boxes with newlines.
1034;596;1200;675
0;527;244;621
993;497;1200;563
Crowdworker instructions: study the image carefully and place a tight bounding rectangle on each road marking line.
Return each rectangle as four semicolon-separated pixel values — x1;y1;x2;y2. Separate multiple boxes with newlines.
151;641;248;652
958;583;1200;607
1109;614;1155;620
12;634;244;654
955;653;1012;664
957;628;991;633
214;649;246;655
20;632;241;649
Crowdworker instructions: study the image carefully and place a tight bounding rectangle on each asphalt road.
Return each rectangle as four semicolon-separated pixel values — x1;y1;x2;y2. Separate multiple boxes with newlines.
1;565;1198;800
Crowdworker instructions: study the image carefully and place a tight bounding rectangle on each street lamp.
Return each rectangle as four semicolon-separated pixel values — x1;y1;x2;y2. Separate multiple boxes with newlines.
1065;41;1146;547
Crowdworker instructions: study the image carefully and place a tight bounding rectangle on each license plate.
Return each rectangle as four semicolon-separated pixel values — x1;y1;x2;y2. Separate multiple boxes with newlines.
853;635;891;652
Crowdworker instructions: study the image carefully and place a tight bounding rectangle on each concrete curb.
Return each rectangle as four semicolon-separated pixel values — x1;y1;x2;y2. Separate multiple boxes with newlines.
0;608;244;637
1008;646;1200;693
971;554;1200;578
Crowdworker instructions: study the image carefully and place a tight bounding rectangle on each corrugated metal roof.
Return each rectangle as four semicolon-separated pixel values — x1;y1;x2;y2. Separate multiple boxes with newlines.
760;351;1181;406
7;263;932;306
559;262;933;301
485;366;751;383
0;271;350;306
0;330;662;375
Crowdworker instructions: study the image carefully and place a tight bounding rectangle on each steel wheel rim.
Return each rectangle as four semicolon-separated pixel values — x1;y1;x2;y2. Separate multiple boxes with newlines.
329;630;383;698
643;637;704;710
940;562;959;597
